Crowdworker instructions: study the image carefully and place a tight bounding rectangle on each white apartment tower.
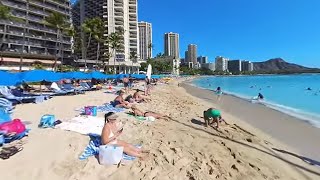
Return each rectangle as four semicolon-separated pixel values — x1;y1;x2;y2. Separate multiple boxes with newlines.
104;0;139;72
138;21;152;61
215;56;229;71
164;32;180;58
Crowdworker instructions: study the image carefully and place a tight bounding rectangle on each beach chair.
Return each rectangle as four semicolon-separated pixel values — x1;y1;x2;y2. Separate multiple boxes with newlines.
0;86;36;104
80;82;93;91
0;98;14;114
61;84;85;94
48;83;73;96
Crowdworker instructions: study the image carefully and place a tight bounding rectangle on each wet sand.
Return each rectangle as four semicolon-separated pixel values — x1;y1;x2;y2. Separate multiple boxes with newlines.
181;82;320;162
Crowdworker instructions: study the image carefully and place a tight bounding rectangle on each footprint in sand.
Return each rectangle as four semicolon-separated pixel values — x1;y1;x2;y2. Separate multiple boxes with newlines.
249;163;261;171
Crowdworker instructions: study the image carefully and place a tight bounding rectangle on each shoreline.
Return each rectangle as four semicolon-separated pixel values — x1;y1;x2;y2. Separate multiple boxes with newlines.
181;81;320;162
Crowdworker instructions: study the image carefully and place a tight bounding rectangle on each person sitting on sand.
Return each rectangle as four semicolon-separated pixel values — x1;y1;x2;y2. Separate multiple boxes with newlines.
101;112;149;159
112;90;131;109
131;105;171;121
203;108;227;128
133;89;151;103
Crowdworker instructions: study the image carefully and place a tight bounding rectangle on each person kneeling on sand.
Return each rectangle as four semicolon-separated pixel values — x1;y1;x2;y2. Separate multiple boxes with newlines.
112;90;131;109
133;89;151;103
203;108;227;128
101;112;149;159
131;105;171;121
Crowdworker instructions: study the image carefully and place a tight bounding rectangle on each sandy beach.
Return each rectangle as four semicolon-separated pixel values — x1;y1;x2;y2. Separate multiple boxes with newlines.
1;78;320;180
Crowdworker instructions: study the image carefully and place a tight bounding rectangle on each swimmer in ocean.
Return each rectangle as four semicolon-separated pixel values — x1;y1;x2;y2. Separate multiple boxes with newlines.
306;87;312;91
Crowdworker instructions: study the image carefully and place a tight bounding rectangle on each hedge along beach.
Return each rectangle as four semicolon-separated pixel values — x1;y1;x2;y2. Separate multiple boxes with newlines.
0;76;320;180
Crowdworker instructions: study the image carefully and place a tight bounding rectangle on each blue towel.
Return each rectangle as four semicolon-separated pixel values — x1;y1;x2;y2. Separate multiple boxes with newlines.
79;134;140;161
4;129;29;143
76;104;125;114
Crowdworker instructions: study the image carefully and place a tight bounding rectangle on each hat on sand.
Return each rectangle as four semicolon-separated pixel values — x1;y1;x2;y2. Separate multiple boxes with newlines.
209;109;221;118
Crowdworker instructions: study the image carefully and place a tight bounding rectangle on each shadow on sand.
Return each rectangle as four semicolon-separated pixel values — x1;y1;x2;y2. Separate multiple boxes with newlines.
171;118;320;178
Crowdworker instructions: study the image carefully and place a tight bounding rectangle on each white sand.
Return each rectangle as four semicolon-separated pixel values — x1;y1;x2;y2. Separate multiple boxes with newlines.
0;80;319;180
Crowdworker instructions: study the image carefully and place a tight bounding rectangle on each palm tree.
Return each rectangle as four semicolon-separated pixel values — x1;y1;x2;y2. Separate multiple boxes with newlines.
148;43;153;59
44;12;69;71
129;51;137;74
82;17;101;71
102;51;111;73
108;32;121;74
92;18;104;70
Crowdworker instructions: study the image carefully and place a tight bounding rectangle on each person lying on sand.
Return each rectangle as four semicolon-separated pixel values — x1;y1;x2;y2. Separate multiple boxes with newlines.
101;112;149;159
133;89;151;103
203;108;227;128
112;90;131;109
131;105;171;121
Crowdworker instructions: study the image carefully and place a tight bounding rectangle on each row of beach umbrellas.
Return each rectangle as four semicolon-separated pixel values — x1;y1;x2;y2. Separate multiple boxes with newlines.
0;70;161;86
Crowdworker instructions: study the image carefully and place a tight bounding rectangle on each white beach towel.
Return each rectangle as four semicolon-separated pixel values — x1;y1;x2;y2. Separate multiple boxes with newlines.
55;116;104;135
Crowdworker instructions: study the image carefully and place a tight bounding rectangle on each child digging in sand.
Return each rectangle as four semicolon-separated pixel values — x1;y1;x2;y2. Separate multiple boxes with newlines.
131;105;171;121
203;108;228;128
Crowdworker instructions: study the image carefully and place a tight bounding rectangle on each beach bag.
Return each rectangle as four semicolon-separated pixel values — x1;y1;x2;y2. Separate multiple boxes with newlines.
0;119;26;134
84;106;97;116
39;114;55;128
99;145;124;165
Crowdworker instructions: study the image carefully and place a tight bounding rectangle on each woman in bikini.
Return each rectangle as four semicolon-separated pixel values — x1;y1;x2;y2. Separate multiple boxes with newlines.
112;90;131;109
101;112;149;159
131;105;171;120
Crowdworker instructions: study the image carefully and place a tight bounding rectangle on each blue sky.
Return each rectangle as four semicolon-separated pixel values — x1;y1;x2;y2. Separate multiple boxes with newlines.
138;0;320;67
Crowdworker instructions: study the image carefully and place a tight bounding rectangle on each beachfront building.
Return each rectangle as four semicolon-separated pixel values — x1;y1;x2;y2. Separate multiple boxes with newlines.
187;44;197;66
197;56;208;64
152;56;180;75
184;50;189;63
0;0;72;71
201;63;215;71
138;21;152;62
164;32;180;58
72;0;140;73
228;60;242;74
242;60;254;72
215;56;229;72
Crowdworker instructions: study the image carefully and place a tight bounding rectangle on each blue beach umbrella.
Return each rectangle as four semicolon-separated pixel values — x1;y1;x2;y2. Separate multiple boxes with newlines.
61;72;90;79
0;71;20;86
18;70;63;82
89;71;107;79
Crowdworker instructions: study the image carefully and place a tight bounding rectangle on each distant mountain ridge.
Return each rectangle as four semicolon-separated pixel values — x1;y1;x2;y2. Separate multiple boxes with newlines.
253;58;319;72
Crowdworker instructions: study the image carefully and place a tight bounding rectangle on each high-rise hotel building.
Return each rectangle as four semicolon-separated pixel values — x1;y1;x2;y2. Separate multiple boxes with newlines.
0;0;72;70
164;32;179;59
138;21;152;61
72;0;139;73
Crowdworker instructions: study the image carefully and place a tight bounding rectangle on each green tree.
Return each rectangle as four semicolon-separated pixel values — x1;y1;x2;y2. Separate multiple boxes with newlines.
129;50;137;74
82;18;99;70
92;18;104;69
108;32;121;74
148;43;153;59
44;12;70;71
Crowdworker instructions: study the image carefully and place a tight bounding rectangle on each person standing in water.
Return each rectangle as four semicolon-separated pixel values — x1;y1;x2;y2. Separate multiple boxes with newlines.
257;93;264;100
215;87;223;101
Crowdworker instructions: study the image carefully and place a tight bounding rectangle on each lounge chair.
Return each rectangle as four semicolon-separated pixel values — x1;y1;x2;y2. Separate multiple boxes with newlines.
61;84;85;94
80;82;95;91
0;98;14;114
0;86;36;104
48;83;74;96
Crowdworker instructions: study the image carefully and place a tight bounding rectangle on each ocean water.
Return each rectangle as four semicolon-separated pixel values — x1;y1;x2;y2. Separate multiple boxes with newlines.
192;74;320;128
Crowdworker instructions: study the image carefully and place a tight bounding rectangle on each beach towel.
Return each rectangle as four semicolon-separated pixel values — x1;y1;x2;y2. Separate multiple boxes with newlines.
55;116;104;135
76;104;125;114
79;134;139;161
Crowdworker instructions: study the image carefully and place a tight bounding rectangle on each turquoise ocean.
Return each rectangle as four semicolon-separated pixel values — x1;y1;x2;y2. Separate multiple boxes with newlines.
192;74;320;128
